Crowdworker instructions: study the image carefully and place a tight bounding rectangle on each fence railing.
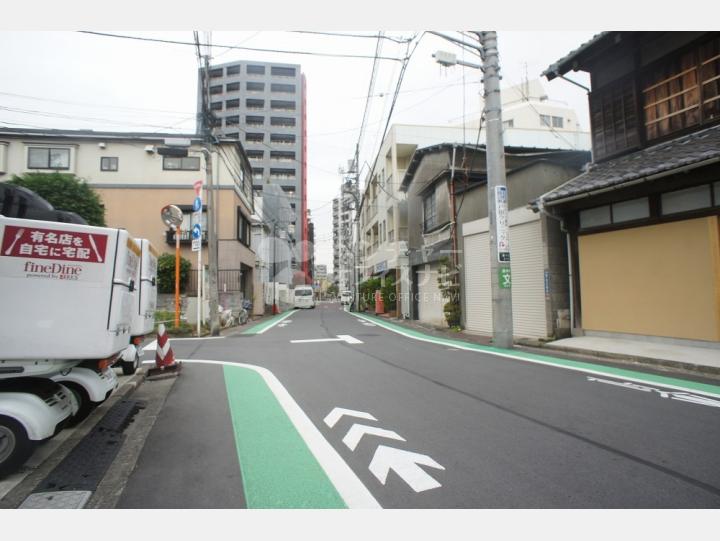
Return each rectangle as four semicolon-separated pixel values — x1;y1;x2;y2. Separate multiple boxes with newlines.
183;269;243;296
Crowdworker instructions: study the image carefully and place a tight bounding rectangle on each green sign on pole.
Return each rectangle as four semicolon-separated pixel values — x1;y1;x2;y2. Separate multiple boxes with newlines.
499;267;512;289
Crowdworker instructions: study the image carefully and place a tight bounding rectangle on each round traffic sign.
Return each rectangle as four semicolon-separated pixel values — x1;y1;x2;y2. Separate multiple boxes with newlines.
192;197;202;212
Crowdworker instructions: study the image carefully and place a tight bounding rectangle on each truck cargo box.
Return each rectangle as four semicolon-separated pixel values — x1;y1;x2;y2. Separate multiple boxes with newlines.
130;238;157;337
0;215;140;361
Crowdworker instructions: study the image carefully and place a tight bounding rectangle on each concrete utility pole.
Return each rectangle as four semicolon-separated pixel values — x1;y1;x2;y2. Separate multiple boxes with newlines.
198;31;221;335
475;31;513;348
434;31;514;348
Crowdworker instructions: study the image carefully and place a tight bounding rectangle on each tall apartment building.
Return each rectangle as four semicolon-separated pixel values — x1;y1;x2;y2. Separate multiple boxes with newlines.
197;60;308;277
332;194;354;290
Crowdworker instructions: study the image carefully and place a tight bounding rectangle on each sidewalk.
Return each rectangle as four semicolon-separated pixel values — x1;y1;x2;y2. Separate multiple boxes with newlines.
367;312;720;379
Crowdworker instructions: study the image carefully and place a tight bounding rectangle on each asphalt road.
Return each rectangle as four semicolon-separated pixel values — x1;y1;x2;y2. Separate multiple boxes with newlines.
117;302;720;508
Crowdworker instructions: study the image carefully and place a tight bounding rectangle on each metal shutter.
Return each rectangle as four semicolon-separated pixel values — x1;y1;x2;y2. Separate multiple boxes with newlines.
509;220;548;339
463;232;492;334
417;264;445;326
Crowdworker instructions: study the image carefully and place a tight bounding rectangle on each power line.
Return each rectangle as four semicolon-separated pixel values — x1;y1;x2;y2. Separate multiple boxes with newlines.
78;31;405;63
0;105;195;130
0;91;192;116
290;31;413;44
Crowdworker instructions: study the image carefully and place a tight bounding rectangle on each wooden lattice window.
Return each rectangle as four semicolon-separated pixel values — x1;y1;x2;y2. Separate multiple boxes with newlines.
700;36;720;123
643;35;720;141
589;76;641;160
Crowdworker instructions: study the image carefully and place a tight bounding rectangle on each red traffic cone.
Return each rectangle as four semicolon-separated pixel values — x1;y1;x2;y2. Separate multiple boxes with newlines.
155;323;175;369
147;323;181;379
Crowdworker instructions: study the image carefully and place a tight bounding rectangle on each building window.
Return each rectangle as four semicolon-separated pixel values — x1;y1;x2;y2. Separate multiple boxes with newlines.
210;85;223;95
226;65;241;76
225;132;239;139
661;185;712;215
225;115;240;126
270;133;295;144
579;205;611;229
246;115;264;126
226;82;240;92
552;116;563;128
540;114;563;128
163;156;200;171
237;209;251;246
100;157;118;172
226;99;240;109
503;119;514;129
271;83;296;93
28;147;70;170
422;191;437;232
209;68;223;78
210;101;223;111
246;133;264;143
270;116;296;127
253;184;263;191
246;150;264;160
247;81;265;92
271;100;296;111
281;185;295;195
246;99;264;110
252;168;264;180
611;197;649;223
270;151;295;161
270;168;295;179
271;66;296;77
715;181;720;206
247;64;265;75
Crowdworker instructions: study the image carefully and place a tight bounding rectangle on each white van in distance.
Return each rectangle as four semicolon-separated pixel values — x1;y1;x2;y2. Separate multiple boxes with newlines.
293;286;315;309
340;290;353;306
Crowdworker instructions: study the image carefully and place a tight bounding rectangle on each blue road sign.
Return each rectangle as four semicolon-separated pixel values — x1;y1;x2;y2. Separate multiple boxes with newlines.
192;196;202;212
192;223;202;239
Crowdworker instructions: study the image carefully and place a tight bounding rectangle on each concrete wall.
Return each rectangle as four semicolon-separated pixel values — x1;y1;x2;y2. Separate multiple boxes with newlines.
578;216;720;342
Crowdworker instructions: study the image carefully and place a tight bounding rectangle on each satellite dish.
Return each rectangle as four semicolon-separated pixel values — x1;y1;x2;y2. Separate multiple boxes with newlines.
161;204;184;229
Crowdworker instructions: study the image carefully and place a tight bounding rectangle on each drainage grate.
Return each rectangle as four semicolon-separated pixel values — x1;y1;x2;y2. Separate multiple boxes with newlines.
29;399;144;497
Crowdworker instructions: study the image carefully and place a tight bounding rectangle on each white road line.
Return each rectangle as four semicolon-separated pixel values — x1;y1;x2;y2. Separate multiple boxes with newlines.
255;310;297;334
141;358;381;509
290;335;364;345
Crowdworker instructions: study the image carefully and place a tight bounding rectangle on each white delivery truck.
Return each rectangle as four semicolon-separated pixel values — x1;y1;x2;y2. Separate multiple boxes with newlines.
293;285;315;309
117;238;158;376
0;214;145;473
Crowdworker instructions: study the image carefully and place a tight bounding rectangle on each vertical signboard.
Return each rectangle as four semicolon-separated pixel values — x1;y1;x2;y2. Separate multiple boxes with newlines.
495;186;510;263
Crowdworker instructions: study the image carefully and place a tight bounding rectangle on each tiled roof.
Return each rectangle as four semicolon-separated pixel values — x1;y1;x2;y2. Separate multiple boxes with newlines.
542;32;610;79
540;124;720;203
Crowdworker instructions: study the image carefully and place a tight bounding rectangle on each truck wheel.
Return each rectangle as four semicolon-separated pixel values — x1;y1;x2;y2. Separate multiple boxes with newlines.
63;382;96;426
0;415;36;478
121;349;140;376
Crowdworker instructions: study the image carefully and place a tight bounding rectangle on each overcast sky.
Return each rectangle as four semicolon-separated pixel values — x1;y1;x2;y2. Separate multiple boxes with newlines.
0;30;597;271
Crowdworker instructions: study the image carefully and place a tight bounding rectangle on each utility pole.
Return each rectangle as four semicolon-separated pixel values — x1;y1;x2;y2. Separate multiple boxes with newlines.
433;31;513;348
475;31;513;348
198;31;221;335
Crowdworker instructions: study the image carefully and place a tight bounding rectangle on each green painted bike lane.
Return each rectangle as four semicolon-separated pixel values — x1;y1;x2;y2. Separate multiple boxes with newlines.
222;364;346;508
352;312;720;398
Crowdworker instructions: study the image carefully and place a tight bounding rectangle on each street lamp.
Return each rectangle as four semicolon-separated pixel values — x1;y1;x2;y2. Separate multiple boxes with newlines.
160;204;184;328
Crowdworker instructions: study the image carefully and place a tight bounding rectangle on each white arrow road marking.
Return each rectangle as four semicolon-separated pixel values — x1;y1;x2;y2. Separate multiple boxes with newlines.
369;445;445;493
342;424;406;451
290;335;363;344
324;407;377;428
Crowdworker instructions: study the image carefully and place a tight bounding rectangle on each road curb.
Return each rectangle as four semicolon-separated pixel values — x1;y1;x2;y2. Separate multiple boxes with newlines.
358;313;720;380
534;344;720;379
0;368;147;509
